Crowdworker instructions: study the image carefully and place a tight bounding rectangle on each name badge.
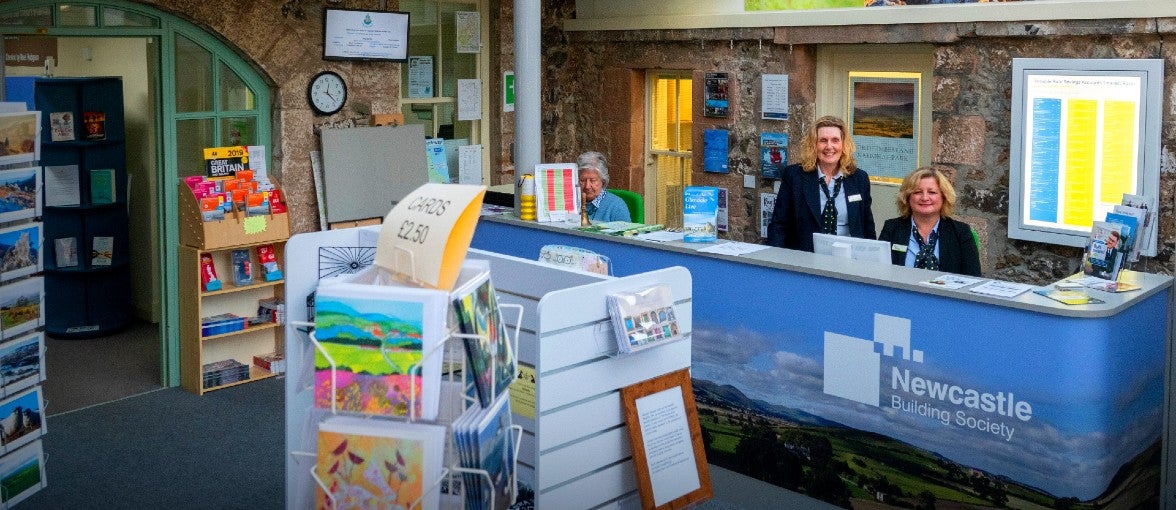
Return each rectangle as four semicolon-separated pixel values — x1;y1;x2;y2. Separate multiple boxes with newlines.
892;243;907;253
848;194;862;203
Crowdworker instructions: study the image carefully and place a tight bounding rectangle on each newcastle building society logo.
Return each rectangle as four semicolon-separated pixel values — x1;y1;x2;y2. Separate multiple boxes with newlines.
823;314;1032;441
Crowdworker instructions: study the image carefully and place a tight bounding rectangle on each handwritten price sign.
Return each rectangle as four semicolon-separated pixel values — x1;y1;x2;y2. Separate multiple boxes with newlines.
376;183;486;290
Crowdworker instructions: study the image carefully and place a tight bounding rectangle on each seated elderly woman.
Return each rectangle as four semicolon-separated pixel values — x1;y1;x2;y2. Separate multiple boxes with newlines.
878;166;981;277
577;151;631;223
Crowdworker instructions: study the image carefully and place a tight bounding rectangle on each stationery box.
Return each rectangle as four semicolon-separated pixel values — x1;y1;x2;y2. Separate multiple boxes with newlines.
179;183;290;250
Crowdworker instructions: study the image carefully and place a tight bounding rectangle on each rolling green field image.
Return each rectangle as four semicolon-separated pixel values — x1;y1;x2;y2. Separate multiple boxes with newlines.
0;457;40;503
694;379;1160;509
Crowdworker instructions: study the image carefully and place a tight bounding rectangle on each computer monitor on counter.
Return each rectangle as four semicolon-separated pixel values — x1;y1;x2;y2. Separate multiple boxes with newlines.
812;232;892;265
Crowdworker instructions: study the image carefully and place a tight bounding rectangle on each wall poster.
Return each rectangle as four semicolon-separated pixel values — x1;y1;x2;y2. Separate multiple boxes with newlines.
848;73;920;183
1008;58;1163;251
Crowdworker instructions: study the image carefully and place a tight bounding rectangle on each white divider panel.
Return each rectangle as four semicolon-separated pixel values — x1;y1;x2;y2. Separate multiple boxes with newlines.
545;461;641;510
282;236;692;510
539;392;622;451
539;426;634;489
474;251;691;508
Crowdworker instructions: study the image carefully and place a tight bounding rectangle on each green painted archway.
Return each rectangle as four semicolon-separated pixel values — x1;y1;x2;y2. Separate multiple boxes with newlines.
0;0;274;387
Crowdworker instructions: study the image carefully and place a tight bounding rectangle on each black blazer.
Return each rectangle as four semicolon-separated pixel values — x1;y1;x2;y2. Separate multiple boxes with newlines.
877;216;982;277
767;164;876;252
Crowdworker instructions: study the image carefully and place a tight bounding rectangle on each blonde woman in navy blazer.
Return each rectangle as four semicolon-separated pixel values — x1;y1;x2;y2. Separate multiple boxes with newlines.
767;116;876;252
878;167;981;277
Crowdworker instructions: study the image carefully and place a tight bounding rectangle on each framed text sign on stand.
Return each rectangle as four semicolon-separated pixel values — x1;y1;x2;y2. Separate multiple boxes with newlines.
621;368;712;510
1008;58;1163;254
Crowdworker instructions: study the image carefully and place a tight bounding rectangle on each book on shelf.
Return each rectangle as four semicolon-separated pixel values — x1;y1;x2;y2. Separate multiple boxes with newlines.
54;237;78;268
202;358;250;388
682;186;719;243
90;236;113;267
1081;221;1125;282
44;165;81;207
316;415;448;510
89;168;116;205
82;111;106;140
607;284;682;354
313;272;448;420
450;259;516;408
203;146;249;180
49;111;75;142
452;394;515;510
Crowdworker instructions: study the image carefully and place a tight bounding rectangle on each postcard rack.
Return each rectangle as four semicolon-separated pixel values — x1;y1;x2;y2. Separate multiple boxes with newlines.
283;226;693;509
288;284;524;507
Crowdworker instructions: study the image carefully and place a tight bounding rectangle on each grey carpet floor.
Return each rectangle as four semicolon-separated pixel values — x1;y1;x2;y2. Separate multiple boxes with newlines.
20;375;285;510
44;318;163;416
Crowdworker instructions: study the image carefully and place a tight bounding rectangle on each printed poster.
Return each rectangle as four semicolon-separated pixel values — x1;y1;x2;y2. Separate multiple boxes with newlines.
849;74;920;183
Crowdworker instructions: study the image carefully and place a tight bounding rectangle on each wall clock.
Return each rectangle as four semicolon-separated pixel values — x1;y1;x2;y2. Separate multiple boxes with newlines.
308;71;347;115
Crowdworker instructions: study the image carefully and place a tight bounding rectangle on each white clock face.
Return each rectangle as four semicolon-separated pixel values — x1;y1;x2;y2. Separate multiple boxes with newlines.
309;72;346;115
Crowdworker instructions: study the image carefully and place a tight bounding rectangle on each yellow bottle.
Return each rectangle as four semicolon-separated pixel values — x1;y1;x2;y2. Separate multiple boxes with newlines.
518;174;536;221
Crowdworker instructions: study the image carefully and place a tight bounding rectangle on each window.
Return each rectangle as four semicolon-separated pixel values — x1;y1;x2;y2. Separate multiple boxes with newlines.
646;71;692;228
399;0;487;182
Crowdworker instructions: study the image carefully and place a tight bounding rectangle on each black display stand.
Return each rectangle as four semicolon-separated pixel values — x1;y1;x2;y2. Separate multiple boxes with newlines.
35;77;131;338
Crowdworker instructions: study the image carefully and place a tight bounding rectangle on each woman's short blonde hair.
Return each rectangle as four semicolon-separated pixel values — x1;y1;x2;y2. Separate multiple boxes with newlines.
799;115;857;175
896;166;957;218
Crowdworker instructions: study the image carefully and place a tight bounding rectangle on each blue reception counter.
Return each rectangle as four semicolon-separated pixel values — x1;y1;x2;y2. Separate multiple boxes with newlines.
470;214;1173;508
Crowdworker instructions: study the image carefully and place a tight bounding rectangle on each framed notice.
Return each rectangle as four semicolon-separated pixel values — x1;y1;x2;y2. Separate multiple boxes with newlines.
849;72;920;183
621;368;712;510
1008;58;1163;251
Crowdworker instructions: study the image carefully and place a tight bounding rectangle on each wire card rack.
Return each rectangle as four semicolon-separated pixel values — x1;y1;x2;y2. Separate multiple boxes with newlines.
289;294;524;510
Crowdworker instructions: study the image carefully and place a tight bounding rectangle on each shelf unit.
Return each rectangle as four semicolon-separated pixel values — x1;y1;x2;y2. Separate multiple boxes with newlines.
179;240;287;394
32;77;132;338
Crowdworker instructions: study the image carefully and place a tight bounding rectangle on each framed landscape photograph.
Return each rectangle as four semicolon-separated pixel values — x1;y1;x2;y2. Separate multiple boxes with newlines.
0;166;40;224
0;439;44;506
0;277;42;341
0;111;40;167
0;332;44;396
0;223;41;282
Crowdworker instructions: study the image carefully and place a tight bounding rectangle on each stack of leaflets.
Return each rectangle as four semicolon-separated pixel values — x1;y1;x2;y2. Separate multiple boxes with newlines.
316;415;448;510
450;260;516;408
202;359;249;388
606;284;682;354
312;268;449;420
452;396;516;510
1122;193;1157;257
576;221;665;237
1033;288;1105;305
1081;221;1126;283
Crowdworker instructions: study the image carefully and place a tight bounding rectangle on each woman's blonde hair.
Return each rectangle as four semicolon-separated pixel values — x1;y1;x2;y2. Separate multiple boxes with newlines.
799;115;857;175
896;166;957;218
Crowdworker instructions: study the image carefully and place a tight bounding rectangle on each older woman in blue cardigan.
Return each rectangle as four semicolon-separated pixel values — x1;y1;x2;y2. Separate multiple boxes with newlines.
577;151;631;223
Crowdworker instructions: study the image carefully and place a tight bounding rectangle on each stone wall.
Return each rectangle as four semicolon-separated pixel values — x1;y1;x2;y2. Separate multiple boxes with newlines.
142;0;406;236
539;11;1176;283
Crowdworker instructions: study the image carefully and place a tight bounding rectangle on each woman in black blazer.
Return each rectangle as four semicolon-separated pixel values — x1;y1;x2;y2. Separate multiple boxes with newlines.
767;116;876;252
878;167;981;277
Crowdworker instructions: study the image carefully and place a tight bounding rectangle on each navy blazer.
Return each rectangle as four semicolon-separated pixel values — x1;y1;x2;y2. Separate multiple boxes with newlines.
766;164;876;252
877;216;982;277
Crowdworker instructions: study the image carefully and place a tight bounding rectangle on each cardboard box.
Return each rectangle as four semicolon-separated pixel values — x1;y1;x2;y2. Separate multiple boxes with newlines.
179;183;291;250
